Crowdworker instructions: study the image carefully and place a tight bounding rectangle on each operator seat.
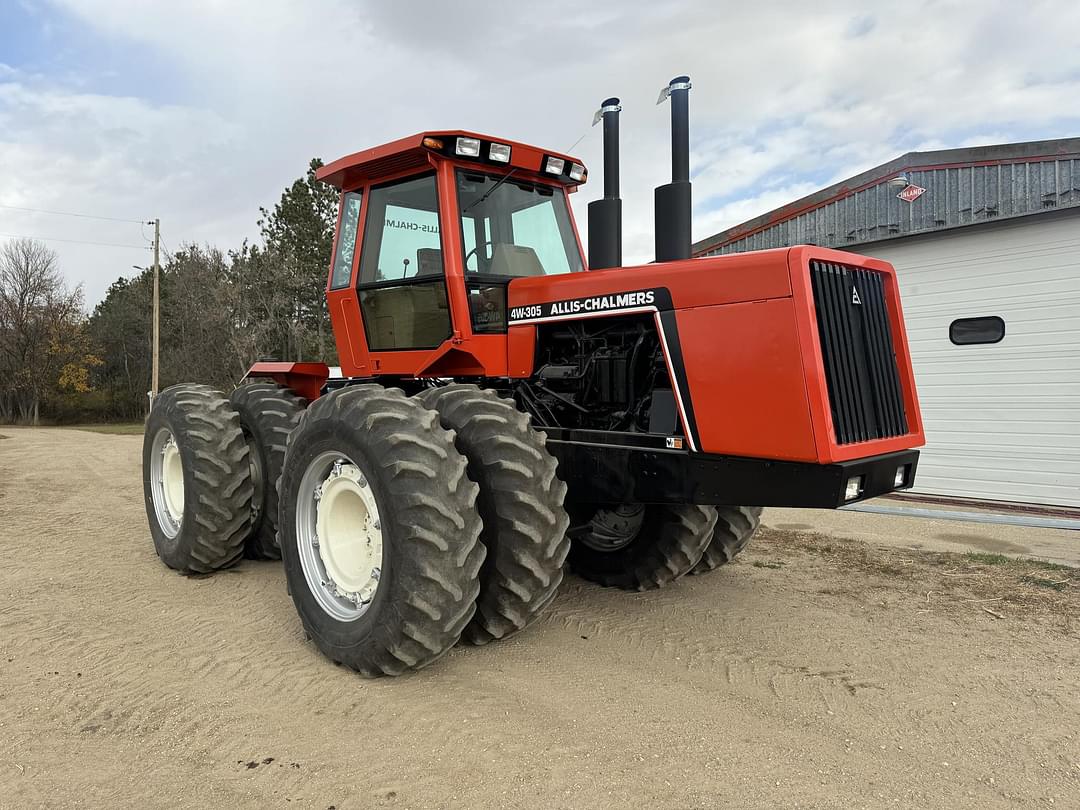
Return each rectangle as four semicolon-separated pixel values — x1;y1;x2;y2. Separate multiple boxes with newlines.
489;244;545;277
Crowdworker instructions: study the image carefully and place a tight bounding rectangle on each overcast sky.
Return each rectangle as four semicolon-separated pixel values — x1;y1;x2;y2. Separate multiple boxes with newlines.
2;0;1079;306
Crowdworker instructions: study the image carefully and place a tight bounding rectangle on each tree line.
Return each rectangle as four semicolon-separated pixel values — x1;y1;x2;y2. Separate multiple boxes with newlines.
0;159;338;425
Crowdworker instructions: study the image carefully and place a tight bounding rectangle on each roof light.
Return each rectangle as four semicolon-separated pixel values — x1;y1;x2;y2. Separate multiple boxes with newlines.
569;162;586;182
489;143;511;163
544;156;565;175
455;137;481;157
422;136;444;150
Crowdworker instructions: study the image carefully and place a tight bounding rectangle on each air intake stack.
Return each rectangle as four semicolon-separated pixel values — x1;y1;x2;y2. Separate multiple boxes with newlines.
587;97;623;270
654;75;692;263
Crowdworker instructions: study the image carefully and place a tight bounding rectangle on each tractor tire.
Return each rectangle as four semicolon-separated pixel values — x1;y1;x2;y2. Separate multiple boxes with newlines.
278;385;485;677
229;381;306;560
690;507;763;574
569;504;718;590
142;383;254;574
417;384;570;645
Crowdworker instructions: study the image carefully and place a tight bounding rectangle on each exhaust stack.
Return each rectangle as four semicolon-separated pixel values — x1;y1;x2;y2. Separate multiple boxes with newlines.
654;75;692;263
587;97;622;270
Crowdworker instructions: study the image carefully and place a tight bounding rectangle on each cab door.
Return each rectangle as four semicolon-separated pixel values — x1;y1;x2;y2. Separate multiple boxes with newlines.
354;172;452;352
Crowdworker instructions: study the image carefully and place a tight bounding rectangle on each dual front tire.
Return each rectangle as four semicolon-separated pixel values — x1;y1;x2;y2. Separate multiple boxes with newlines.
277;384;570;675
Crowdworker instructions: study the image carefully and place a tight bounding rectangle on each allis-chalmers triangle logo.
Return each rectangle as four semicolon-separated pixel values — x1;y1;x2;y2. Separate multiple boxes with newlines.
897;183;927;203
851;287;862;305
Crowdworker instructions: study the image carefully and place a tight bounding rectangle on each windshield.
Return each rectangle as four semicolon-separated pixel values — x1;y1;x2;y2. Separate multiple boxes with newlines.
456;170;583;277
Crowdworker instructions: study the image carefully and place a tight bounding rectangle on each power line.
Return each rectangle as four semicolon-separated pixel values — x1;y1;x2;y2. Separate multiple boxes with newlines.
0;231;151;250
0;204;146;225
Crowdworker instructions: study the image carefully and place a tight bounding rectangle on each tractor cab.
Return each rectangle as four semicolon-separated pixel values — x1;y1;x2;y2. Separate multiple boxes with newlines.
317;132;586;378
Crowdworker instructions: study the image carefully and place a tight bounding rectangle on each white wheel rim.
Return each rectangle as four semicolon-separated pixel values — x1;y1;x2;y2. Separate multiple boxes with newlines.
150;429;184;538
296;451;384;622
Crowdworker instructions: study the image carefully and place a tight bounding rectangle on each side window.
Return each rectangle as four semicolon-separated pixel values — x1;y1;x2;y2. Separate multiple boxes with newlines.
950;316;1005;345
356;173;451;351
359;175;442;284
329;191;361;288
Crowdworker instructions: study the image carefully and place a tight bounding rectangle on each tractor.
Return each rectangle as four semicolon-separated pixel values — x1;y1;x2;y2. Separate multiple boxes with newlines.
142;77;925;676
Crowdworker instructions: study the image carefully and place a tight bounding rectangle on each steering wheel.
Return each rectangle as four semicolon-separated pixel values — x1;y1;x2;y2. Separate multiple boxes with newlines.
464;240;495;272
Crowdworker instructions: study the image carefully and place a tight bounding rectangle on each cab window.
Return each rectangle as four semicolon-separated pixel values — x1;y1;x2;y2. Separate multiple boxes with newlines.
456;170;582;333
356;173;450;351
456;171;582;277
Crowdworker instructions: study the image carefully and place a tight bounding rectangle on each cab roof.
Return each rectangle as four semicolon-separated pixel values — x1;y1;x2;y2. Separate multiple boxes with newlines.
316;130;587;190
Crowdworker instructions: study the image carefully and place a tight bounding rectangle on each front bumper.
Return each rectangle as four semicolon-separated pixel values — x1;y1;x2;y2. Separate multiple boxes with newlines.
541;429;919;508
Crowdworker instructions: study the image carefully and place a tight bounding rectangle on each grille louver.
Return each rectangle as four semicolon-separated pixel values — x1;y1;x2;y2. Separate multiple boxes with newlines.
809;261;908;445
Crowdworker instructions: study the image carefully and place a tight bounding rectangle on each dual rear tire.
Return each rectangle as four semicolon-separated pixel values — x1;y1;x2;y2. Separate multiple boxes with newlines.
569;503;762;589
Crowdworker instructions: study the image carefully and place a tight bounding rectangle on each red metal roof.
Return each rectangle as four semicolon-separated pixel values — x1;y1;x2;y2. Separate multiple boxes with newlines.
317;130;586;190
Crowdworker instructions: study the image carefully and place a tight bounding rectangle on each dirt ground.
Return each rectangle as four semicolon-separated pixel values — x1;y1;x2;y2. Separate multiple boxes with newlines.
1;428;1077;809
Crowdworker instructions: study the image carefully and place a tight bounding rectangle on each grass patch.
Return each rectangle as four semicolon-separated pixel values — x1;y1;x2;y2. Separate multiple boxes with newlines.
752;561;784;570
68;423;144;436
965;552;1072;572
1020;576;1069;592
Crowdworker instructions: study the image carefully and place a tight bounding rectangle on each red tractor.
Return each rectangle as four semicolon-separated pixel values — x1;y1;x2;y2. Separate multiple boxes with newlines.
143;77;924;676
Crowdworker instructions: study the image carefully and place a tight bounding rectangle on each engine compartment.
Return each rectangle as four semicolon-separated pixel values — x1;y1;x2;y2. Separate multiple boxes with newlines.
512;314;680;436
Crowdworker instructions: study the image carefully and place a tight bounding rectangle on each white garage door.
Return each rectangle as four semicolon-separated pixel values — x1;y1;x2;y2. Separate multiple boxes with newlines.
864;209;1080;507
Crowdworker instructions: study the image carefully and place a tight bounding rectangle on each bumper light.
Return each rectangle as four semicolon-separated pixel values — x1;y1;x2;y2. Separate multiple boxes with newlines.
569;162;586;181
489;143;511;162
844;475;864;502
894;466;907;487
455;137;481;157
544;156;565;175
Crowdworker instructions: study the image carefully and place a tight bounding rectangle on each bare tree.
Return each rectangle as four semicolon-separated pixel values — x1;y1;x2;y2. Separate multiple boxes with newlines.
0;239;86;424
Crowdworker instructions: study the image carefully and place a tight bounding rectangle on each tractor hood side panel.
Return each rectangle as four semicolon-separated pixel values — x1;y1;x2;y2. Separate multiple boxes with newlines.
506;247;925;465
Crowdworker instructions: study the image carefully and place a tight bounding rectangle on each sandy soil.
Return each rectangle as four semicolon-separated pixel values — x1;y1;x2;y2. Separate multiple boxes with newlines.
0;428;1077;809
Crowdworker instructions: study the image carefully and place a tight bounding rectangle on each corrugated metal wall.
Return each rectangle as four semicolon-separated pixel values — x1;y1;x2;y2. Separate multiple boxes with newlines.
703;157;1080;255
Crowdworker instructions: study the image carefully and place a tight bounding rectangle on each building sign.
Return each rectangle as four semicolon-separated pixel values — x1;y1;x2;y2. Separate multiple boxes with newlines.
897;184;927;203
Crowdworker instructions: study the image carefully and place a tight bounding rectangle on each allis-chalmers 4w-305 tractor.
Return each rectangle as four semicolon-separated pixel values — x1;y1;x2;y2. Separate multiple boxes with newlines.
143;78;925;676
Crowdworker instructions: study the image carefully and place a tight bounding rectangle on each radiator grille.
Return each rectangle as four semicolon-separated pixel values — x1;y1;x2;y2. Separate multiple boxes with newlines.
809;261;908;445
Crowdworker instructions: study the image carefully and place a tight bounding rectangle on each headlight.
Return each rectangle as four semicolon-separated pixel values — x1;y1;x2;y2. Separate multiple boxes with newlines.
844;475;864;501
544;156;565;175
488;143;511;163
569;162;586;181
894;466;907;487
455;137;481;157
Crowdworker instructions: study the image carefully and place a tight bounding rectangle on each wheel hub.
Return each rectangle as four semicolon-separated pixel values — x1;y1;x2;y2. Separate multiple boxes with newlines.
161;437;184;522
150;429;184;538
296;453;384;621
579;503;645;552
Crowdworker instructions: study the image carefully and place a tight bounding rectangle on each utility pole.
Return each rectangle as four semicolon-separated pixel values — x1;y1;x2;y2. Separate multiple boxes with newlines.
151;218;160;403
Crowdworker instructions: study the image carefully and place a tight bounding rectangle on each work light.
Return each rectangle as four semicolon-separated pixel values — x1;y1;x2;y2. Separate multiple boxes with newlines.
455;137;481;157
569;162;586;181
544;156;565;175
489;143;511;163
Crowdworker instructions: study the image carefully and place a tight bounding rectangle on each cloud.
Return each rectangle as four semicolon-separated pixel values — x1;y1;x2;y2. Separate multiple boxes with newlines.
1;0;1078;304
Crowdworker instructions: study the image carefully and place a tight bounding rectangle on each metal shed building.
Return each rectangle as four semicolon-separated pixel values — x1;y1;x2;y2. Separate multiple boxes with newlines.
694;138;1080;508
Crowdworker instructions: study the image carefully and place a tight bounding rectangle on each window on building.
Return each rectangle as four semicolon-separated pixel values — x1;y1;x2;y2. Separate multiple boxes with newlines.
950;316;1005;345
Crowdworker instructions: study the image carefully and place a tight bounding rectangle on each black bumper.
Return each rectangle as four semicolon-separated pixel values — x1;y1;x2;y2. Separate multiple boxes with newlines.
542;429;919;508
